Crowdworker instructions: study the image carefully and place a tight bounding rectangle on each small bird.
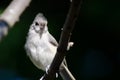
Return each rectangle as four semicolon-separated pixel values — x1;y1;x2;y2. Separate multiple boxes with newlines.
24;13;75;80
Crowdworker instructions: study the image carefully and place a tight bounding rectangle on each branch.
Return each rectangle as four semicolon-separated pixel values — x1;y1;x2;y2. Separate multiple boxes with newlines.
41;0;82;80
0;0;31;41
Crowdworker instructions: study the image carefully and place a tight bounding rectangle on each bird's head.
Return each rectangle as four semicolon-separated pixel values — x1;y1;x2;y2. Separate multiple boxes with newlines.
30;13;48;35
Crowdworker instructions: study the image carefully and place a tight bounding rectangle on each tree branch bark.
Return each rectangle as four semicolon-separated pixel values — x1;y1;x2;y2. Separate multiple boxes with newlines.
41;0;82;80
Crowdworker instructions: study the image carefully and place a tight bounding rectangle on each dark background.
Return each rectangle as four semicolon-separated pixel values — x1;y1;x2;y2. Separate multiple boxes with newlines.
0;0;120;80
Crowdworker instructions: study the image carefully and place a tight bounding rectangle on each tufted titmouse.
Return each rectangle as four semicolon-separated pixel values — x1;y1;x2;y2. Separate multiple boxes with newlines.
24;13;75;80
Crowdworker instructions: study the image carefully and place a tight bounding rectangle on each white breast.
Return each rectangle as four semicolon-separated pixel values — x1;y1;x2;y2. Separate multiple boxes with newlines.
25;32;57;71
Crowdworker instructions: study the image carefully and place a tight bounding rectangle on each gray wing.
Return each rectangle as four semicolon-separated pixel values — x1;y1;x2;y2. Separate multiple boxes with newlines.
48;33;58;47
48;33;67;66
48;32;68;70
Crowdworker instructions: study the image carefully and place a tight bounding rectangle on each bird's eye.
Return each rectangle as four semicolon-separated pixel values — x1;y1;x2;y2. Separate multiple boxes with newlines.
35;22;39;26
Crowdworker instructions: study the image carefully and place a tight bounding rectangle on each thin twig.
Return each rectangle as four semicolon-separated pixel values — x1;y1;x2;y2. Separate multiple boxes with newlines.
41;0;82;80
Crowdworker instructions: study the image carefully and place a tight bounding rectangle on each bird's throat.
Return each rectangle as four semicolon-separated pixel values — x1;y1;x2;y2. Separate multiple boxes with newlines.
39;31;43;38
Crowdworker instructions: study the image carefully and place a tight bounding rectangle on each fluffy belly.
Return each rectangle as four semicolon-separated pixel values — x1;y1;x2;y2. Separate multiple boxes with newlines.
29;50;56;71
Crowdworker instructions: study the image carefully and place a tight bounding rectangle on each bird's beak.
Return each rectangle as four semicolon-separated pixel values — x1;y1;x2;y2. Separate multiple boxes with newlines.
40;23;45;30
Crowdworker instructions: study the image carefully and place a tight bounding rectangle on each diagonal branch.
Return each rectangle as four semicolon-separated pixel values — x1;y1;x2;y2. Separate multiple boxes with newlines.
41;0;82;80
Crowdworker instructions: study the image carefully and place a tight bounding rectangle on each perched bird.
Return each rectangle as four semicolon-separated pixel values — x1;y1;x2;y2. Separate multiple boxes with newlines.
24;13;75;80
